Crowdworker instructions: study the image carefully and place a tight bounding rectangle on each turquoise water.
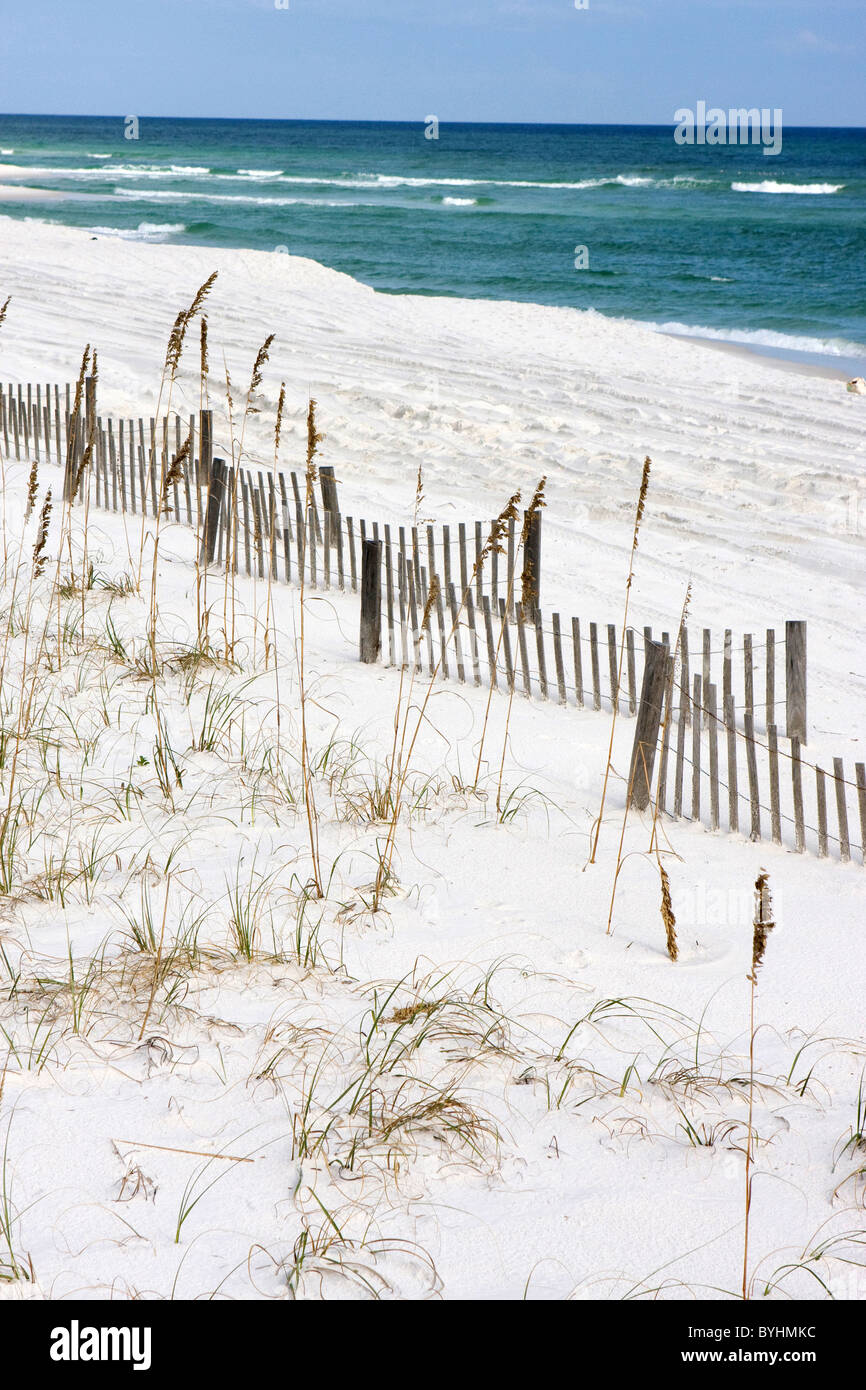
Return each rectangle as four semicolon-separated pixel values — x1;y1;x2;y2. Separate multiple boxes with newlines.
1;115;864;367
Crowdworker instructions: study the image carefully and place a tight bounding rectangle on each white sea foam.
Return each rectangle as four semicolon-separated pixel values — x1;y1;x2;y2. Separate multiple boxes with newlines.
0;163;213;181
441;196;479;206
114;188;355;207
0;163;719;195
731;181;844;195
88;221;186;242
651;319;865;358
86;153;112;159
264;171;682;192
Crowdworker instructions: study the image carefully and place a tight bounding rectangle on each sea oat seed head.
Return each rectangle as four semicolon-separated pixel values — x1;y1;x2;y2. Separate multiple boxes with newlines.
25;460;39;522
420;574;440;632
33;490;52;576
749;869;774;983
660;865;678;962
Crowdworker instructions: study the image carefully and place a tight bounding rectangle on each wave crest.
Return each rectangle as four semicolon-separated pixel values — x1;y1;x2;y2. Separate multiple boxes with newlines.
731;181;844;195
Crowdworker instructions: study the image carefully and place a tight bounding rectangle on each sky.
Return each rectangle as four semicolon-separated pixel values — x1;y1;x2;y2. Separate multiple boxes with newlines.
0;0;863;126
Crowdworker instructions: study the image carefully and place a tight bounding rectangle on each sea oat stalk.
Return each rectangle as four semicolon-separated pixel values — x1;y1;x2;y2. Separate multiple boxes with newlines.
589;456;651;863
743;869;774;1299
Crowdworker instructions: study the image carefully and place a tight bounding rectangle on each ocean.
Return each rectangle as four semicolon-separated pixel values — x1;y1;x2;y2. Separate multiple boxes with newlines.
1;115;864;372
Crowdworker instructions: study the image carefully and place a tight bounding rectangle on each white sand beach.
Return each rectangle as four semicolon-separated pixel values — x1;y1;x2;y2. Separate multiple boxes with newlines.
0;214;864;1303
2;214;864;738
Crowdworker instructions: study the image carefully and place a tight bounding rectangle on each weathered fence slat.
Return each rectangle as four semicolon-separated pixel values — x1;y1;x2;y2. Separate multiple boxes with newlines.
553;614;567;707
766;629;775;730
768;724;782;845
816;766;828;858
656;665;675;820
407;561;420;672
590;623;601;711
707;681;720;831
572;618;584;709
450;585;466;684
855;763;866;868
792;738;805;853
535;613;548;701
499;599;514;693
725;693;739;834
786;620;807;743
359;538;382;663
517;608;532;697
673;678;687;819
465;590;481;686
744;634;754;725
482;595;497;690
833;757;850;864
384;526;396;667
629;639;670;813
743;711;761;843
691;675;701;821
432;580;448;680
607;624;618;715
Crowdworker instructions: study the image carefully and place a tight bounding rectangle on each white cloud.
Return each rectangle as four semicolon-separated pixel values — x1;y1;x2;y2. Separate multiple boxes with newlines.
776;28;853;55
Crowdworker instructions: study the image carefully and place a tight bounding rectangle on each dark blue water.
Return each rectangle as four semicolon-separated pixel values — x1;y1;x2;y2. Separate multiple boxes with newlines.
1;115;864;362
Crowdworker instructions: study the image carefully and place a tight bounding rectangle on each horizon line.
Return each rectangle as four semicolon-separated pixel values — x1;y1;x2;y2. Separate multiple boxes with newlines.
1;112;865;130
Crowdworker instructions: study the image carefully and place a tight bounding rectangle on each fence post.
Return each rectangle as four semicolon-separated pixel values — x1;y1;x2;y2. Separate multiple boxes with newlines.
786;620;807;743
520;508;541;623
200;458;225;566
319;465;339;528
628;638;670;812
360;538;382;664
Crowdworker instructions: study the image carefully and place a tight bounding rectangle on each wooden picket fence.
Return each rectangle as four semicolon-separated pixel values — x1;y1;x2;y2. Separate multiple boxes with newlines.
0;378;805;727
627;638;864;866
4;376;859;866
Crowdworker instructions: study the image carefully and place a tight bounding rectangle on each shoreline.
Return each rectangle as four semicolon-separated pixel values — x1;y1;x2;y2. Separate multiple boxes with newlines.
666;332;861;380
1;200;860;382
0;213;861;649
0;182;65;202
